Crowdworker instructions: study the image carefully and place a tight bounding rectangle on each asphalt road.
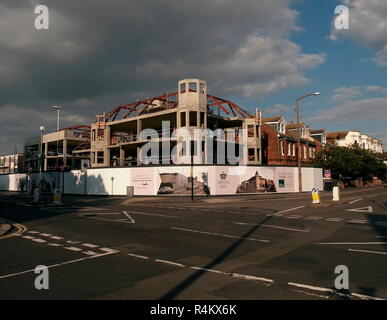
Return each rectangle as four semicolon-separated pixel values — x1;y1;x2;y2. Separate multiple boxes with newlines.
0;186;387;300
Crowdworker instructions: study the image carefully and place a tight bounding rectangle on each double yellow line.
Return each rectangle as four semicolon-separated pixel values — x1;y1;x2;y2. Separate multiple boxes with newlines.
0;219;27;240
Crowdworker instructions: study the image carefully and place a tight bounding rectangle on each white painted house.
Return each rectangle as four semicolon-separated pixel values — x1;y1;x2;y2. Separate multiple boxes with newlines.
327;130;383;153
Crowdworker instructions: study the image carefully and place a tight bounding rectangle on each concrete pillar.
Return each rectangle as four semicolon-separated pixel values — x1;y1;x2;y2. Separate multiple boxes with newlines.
120;147;125;166
137;146;141;165
63;139;67;165
44;142;48;171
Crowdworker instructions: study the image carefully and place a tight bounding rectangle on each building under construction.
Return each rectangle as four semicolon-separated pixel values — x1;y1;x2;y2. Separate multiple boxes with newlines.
24;79;262;171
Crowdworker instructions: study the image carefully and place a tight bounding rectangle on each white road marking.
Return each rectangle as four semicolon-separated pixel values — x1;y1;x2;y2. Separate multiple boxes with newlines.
99;248;119;253
326;218;343;222
287;215;301;219
348;219;366;224
288;282;335;293
351;293;384;300
346;206;373;213
365;192;386;198
50;236;64;240
349;198;362;205
32;238;47;243
82;243;99;248
275;206;306;215
82;251;98;256
22;235;35;240
292;289;329;299
305;216;322;220
155;259;185;267
39;233;52;237
231;222;309;233
232;273;274;284
123;211;135;224
316;241;387;245
190;267;228;275
171;227;270;243
64;247;82;252
66;240;81;244
130;211;179;219
122;254;385;299
127;253;149;260
0;251;117;280
47;243;63;247
348;249;387;255
27;231;39;234
79;213;121;216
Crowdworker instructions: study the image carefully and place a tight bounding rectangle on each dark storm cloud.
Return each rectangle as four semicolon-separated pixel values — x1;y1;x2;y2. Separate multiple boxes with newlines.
0;0;325;154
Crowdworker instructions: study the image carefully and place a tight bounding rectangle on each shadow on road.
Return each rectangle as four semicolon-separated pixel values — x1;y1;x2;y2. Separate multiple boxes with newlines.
160;215;273;300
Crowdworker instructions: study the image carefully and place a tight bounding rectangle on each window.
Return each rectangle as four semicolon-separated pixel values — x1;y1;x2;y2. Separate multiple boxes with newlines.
292;143;296;156
303;146;307;159
287;143;291;156
200;83;205;94
180;112;186;127
248;148;255;161
280;141;285;156
256;148;260;161
180;83;186;93
97;151;104;164
190;140;198;156
189;82;197;92
309;147;313;158
248;125;254;137
200;112;205;127
256;125;260;137
181;141;186;156
189;111;197;126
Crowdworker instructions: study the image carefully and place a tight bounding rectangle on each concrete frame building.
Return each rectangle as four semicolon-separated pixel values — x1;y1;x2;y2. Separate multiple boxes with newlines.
24;126;90;172
74;78;262;167
0;153;24;174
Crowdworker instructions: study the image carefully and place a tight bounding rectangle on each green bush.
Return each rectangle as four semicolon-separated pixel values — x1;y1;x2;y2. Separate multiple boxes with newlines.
313;146;386;180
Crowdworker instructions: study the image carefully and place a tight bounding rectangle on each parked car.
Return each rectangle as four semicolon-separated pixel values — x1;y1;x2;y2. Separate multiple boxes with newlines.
159;186;174;194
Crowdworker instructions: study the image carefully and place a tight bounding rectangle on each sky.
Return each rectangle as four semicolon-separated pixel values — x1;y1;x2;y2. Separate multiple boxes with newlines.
0;0;386;155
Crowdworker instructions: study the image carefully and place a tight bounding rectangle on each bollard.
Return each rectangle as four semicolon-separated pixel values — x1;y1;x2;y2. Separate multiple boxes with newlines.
33;187;40;203
53;189;63;205
312;188;320;204
332;186;340;201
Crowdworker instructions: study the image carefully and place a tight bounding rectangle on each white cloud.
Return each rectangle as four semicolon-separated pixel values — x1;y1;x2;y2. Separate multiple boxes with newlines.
330;0;387;66
263;103;293;115
309;97;387;122
332;86;362;102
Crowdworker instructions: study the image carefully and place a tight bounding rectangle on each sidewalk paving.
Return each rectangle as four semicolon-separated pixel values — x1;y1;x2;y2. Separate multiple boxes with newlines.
0;185;385;207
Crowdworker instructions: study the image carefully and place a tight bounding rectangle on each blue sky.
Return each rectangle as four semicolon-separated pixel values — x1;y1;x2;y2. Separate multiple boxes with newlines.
237;0;386;145
0;0;386;154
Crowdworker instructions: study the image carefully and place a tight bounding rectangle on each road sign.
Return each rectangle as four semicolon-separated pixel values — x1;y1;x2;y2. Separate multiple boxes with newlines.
81;160;90;172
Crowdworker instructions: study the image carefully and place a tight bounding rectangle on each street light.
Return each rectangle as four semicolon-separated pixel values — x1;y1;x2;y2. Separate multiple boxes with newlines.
52;106;61;194
295;92;320;193
52;106;60;168
39;126;45;192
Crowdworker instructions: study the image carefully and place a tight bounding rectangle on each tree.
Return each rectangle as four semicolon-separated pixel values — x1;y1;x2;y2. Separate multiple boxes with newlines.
313;146;386;180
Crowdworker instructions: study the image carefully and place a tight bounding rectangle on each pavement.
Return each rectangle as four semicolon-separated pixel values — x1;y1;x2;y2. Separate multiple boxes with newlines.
0;185;386;300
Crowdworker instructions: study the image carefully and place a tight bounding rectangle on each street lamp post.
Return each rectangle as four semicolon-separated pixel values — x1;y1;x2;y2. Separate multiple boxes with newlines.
296;92;320;193
52;106;61;193
39;126;45;194
52;106;60;168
